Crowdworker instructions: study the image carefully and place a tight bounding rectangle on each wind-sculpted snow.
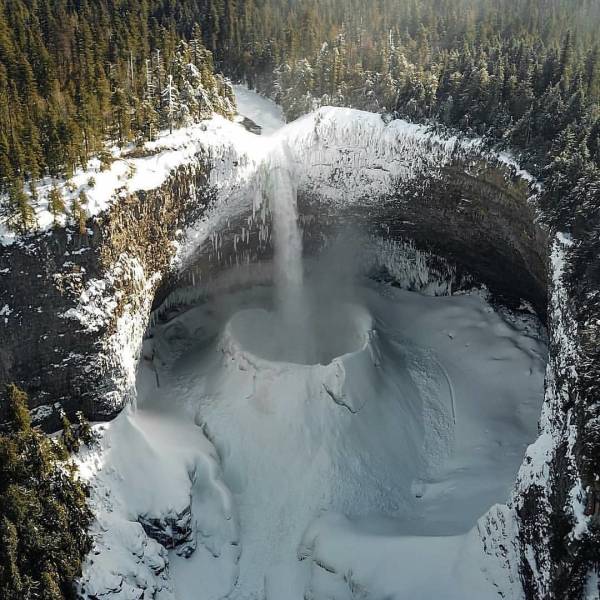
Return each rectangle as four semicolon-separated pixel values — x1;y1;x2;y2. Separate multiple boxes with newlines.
76;411;237;600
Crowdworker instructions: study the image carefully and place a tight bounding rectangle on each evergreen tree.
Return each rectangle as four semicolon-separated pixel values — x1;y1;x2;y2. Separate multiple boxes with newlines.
0;0;237;207
162;74;180;133
0;518;22;599
6;383;30;432
48;186;65;227
75;411;94;446
0;385;92;600
71;193;88;235
4;181;36;234
60;411;79;454
0;0;599;246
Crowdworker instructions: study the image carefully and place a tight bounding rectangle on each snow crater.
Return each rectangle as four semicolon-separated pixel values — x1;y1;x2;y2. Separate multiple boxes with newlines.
76;87;548;600
224;303;370;366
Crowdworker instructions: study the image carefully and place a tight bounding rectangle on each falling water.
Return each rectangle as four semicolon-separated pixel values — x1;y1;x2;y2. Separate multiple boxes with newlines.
265;145;313;362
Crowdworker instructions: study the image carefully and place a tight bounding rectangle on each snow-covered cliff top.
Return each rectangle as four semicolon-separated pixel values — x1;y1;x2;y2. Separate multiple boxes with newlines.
1;87;538;248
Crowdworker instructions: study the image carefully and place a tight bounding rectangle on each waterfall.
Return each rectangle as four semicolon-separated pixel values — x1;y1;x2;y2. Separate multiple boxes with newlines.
265;143;313;363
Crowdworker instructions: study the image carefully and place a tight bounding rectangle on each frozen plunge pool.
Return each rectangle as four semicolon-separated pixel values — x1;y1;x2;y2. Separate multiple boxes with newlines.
100;270;546;600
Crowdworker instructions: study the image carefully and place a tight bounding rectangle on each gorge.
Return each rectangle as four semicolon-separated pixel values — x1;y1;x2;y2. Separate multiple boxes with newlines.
0;87;595;599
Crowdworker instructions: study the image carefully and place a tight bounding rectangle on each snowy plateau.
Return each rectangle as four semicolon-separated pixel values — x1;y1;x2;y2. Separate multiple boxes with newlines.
70;88;556;600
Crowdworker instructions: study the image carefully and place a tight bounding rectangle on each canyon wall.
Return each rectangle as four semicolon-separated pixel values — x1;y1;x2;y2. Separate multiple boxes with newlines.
0;163;215;430
0;108;597;598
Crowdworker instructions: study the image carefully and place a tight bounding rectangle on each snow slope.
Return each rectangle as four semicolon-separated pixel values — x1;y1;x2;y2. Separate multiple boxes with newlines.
79;267;546;599
233;85;286;134
73;88;547;599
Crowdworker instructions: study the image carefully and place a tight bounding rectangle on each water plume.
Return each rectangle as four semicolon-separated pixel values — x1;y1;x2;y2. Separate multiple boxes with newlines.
263;143;313;363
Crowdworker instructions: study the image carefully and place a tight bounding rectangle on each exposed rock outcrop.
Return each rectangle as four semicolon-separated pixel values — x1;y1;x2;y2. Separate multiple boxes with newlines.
139;505;196;557
0;162;214;430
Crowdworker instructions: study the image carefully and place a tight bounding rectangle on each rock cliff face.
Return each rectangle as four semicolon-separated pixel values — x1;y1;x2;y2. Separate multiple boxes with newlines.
0;163;214;430
511;233;600;600
295;159;547;315
0;107;597;598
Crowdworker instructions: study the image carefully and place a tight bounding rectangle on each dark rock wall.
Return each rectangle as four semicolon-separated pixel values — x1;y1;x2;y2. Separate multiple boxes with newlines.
296;158;548;318
0;162;215;430
515;233;600;600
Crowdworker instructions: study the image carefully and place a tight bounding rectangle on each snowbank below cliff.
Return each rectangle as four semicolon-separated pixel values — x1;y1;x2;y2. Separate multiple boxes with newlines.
78;269;546;599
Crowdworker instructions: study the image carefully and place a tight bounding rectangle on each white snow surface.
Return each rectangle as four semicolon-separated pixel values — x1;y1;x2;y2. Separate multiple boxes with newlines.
80;267;546;599
233;85;286;134
66;88;548;599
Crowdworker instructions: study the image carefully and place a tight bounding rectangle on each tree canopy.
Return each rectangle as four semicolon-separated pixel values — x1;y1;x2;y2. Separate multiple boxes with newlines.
0;385;92;600
1;0;598;230
0;0;235;195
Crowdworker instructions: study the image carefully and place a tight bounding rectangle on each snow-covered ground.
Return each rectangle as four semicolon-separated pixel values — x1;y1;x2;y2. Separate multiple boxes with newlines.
79;264;546;599
233;85;286;134
71;88;549;599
